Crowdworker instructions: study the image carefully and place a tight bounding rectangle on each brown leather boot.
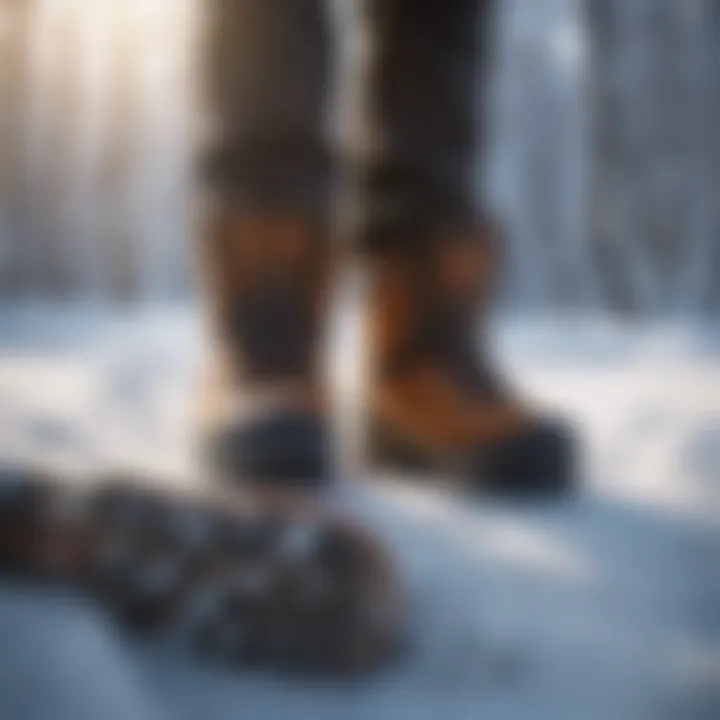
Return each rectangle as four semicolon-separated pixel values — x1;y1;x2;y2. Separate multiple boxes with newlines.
195;207;333;488
364;222;575;497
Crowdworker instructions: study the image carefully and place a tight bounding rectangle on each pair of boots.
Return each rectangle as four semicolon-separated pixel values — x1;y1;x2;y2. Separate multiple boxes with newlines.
0;213;574;678
196;208;574;497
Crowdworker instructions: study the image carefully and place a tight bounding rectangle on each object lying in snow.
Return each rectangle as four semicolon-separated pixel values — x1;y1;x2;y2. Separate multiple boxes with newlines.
0;465;402;677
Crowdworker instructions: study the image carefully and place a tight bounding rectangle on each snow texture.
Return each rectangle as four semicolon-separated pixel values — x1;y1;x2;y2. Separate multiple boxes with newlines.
0;306;718;720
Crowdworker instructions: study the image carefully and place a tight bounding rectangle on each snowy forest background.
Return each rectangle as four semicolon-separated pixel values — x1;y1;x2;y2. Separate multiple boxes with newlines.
0;0;718;314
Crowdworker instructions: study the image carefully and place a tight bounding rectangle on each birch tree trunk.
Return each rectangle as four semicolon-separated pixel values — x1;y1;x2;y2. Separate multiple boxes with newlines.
0;0;32;296
0;0;194;303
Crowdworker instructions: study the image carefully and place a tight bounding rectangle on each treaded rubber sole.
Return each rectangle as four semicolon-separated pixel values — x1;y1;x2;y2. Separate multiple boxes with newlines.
204;411;330;490
366;417;575;499
0;464;401;676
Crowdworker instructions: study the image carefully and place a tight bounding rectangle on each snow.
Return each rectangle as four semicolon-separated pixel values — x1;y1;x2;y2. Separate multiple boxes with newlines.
0;305;718;720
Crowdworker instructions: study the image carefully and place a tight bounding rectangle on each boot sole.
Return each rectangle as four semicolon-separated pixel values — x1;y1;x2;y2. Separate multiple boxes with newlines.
205;411;329;490
365;418;576;499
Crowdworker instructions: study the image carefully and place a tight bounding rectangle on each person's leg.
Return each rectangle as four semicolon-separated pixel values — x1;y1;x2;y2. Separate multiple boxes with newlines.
196;0;334;486
348;0;484;249
351;0;574;495
200;0;331;214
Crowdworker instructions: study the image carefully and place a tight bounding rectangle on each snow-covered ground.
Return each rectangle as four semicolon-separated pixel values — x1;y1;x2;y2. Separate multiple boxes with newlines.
0;305;718;720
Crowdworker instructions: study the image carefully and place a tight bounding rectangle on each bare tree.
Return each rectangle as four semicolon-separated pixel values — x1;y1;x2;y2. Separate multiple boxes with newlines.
588;0;719;314
0;0;32;296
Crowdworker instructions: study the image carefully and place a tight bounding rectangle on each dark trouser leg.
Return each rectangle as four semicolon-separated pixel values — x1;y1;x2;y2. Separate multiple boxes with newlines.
348;0;495;250
195;1;334;486
199;0;331;212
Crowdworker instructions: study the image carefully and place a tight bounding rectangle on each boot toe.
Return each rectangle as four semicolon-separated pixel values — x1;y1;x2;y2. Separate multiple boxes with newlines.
479;418;575;498
208;411;329;488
